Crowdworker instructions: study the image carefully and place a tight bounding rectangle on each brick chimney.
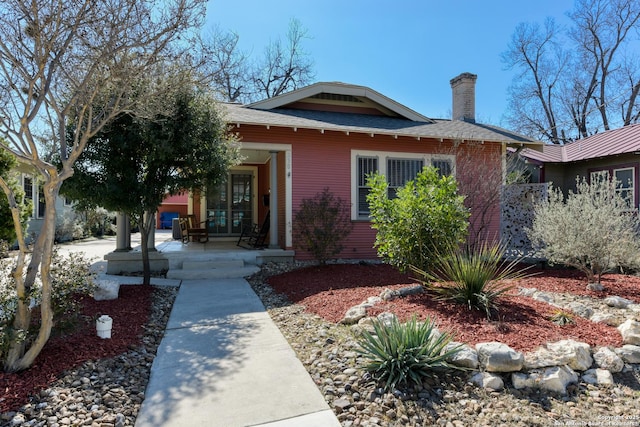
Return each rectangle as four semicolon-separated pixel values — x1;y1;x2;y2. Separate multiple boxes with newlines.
450;72;477;123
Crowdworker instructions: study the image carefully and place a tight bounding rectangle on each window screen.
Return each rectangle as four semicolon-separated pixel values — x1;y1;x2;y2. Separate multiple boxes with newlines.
357;156;378;216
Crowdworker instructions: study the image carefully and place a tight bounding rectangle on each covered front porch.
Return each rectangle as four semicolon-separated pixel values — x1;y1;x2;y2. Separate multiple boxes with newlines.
105;230;294;277
189;142;293;251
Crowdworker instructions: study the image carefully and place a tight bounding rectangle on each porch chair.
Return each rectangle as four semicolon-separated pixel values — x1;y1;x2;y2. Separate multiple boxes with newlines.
179;214;209;243
237;211;270;248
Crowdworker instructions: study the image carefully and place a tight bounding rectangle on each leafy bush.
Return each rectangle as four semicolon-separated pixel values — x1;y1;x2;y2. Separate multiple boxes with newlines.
356;315;461;391
0;240;9;259
0;146;32;244
0;250;96;358
527;176;640;283
413;243;530;319
367;167;469;272
294;188;352;264
82;207;117;237
55;211;86;242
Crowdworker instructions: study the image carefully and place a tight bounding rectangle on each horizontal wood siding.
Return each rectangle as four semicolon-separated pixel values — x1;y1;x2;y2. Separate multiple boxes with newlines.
236;125;503;259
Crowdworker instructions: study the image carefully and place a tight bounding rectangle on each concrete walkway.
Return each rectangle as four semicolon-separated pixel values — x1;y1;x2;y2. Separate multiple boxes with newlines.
55;232;338;426
135;278;341;427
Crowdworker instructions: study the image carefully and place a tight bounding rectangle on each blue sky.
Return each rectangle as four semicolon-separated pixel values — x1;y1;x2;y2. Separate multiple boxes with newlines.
205;1;574;125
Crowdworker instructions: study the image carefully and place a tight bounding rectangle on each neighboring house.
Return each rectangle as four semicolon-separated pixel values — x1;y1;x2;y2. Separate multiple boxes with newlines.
180;73;540;259
157;192;188;229
518;124;640;209
13;159;76;242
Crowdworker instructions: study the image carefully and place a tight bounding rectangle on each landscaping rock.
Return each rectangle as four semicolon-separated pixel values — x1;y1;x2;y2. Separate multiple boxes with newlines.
396;285;423;297
360;296;382;309
444;342;478;369
618;319;640;345
476;342;524;372
544;340;593;371
614;345;640;364
531;291;554;304
380;288;399;301
376;312;397;327
604;296;633;309
340;305;367;325
590;312;618;326
93;280;120;301
565;301;593;318
470;372;504;391
512;366;578;395
582;368;614;386
586;283;604;292
593;347;624;373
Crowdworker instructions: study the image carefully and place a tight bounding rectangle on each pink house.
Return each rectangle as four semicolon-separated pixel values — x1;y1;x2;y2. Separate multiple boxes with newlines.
185;73;540;259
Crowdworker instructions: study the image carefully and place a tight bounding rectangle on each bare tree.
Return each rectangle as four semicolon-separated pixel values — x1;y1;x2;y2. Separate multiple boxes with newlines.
502;0;640;143
251;18;315;100
0;0;205;372
203;26;250;103
205;18;315;103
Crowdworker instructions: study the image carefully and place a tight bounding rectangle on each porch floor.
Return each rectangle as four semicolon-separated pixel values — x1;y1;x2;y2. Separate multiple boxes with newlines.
150;230;294;267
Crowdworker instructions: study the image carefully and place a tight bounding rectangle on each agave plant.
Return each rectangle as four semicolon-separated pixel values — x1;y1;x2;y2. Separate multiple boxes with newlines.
356;315;462;391
412;242;532;319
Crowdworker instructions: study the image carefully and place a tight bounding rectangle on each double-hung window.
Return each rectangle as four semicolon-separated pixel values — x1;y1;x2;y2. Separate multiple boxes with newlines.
590;166;637;210
357;156;378;217
352;150;455;219
386;158;424;199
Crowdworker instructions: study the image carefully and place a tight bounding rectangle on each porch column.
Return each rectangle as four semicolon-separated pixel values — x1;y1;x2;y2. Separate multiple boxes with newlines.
115;212;131;252
269;151;279;249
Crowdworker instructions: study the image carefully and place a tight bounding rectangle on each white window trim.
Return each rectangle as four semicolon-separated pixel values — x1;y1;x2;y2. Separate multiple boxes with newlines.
350;150;455;220
614;167;635;208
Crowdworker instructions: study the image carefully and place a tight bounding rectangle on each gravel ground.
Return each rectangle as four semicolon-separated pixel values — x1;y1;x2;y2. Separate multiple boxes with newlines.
1;286;177;427
3;263;640;427
248;262;640;427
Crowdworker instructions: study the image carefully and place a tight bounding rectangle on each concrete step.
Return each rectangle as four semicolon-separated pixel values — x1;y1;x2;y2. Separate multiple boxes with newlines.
166;265;260;280
182;259;246;270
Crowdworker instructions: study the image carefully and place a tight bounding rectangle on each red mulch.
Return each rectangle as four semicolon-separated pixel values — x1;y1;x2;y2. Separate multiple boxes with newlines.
0;285;152;414
267;264;631;353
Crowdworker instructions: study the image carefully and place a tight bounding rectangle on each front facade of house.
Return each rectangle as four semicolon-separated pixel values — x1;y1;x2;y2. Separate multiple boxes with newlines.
13;161;76;242
184;74;540;259
519;123;640;210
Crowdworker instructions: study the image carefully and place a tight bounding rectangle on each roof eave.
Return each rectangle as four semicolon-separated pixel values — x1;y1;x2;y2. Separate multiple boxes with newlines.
232;120;541;145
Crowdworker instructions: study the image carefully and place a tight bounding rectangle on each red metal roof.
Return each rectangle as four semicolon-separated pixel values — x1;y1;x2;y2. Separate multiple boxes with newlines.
521;123;640;163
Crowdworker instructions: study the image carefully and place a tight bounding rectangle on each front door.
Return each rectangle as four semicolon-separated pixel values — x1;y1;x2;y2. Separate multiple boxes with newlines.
206;172;254;235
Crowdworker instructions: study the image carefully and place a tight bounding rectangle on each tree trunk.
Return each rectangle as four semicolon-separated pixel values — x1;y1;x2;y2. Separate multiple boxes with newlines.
139;211;155;286
0;178;32;369
5;181;58;372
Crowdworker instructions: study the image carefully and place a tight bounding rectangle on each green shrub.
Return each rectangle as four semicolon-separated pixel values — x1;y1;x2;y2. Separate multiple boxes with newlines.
413;243;530;319
0;146;32;244
0;250;96;357
0;240;9;258
356;315;461;391
367;167;469;272
527;176;640;283
294;188;352;264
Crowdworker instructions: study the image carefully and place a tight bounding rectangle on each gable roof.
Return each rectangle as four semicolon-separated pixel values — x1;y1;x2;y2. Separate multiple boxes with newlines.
223;82;542;147
247;82;434;122
521;123;640;163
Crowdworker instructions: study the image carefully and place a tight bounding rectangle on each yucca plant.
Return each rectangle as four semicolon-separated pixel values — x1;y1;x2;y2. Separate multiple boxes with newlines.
550;309;575;326
356;315;462;391
412;242;532;319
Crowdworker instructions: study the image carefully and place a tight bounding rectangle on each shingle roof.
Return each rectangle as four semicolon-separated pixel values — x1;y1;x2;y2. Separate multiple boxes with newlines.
222;103;539;145
521;123;640;163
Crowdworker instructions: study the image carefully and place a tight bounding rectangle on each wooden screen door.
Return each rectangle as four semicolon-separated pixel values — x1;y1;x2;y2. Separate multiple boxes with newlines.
206;172;254;235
